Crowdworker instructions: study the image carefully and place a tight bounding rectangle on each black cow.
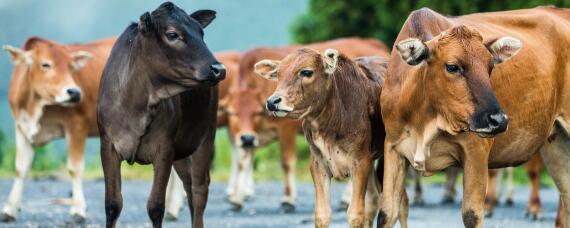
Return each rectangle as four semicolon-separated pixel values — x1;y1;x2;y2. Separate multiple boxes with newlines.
97;2;225;227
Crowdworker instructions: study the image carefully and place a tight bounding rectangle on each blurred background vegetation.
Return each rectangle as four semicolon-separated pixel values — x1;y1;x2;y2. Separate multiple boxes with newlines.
0;0;564;187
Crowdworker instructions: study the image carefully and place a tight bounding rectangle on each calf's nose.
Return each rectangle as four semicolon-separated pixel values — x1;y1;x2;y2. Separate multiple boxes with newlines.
487;112;509;133
266;96;282;112
240;134;256;148
210;63;226;81
66;88;81;102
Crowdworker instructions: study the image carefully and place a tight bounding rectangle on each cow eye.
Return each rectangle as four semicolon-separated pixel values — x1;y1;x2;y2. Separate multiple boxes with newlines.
299;70;313;78
445;64;460;74
165;31;180;41
40;62;51;70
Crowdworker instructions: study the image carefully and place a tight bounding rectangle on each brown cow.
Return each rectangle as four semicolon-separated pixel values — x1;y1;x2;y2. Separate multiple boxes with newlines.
1;37;114;222
223;38;390;211
380;7;570;227
256;49;407;227
164;51;241;220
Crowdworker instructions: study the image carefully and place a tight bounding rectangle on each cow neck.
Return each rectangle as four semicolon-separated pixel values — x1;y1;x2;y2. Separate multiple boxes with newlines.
13;66;47;141
306;61;368;140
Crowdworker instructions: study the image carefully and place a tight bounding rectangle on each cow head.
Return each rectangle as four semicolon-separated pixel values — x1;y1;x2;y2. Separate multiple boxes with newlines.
395;25;521;137
225;88;266;149
256;48;340;119
4;38;91;106
137;2;225;87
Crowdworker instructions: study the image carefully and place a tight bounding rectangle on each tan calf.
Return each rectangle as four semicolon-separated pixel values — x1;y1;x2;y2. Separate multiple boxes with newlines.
1;37;114;222
256;48;406;227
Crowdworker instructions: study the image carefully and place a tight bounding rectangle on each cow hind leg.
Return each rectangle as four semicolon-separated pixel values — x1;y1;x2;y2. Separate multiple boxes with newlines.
484;169;499;218
278;126;297;213
164;169;186;221
101;139;122;228
338;181;352;211
412;169;425;206
540;119;570;228
442;167;460;205
2;128;34;222
525;153;543;220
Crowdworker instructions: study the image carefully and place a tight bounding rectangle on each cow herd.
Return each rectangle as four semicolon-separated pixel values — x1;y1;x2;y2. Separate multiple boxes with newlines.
1;2;570;228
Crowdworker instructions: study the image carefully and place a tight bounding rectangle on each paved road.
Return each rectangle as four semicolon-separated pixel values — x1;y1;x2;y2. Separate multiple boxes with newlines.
0;179;560;227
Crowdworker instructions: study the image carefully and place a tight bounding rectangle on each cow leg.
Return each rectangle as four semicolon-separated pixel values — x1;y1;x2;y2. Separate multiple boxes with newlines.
2;127;34;222
442;167;460;205
189;135;214;228
278;124;297;213
65;124;88;222
338;180;352;211
226;145;238;198
540;121;570;228
310;155;332;228
525;153;543;220
484;169;499;218
504;167;514;206
377;146;407;228
557;197;564;228
165;169;186;220
228;147;253;211
101;138;122;228
147;150;174;228
462;147;490;228
347;157;372;227
364;169;380;228
412;169;425;206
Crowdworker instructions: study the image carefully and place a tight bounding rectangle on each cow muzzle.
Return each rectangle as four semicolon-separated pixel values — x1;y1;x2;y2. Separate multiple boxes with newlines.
209;63;226;82
266;95;291;117
238;133;258;149
470;111;509;138
55;87;82;105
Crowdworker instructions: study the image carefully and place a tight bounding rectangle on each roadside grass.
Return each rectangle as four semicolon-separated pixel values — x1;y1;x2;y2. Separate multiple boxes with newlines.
0;128;555;188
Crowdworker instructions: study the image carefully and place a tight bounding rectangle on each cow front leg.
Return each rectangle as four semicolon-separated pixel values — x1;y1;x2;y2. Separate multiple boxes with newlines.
364;167;380;228
462;149;489;228
525;153;543;220
278;124;297;213
310;156;331;228
189;135;214;228
147;149;174;228
228;147;253;211
347;158;372;227
378;146;407;228
101;137;122;228
65;124;88;222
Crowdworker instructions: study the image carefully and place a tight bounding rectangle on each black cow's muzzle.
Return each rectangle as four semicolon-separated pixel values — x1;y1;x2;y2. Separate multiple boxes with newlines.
470;111;509;138
209;63;226;82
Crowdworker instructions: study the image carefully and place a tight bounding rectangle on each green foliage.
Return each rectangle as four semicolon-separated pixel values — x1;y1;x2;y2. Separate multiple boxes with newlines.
292;0;570;46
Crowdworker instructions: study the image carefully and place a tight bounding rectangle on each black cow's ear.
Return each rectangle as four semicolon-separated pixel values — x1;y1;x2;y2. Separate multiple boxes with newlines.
190;10;216;28
139;12;153;35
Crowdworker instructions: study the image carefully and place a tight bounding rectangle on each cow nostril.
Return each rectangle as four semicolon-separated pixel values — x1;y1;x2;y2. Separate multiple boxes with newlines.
240;135;256;147
210;63;226;79
274;97;281;104
488;113;508;128
66;88;81;102
266;96;282;112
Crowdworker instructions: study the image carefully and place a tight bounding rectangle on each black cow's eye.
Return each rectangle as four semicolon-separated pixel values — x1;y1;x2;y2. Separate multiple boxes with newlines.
445;64;460;74
300;70;313;78
165;32;179;41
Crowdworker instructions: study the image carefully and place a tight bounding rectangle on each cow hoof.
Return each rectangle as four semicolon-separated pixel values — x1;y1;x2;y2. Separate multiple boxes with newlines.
71;214;86;224
230;202;243;212
1;213;15;223
336;201;349;212
505;199;514;207
484;210;493;218
280;202;295;213
440;196;454;205
165;212;178;221
527;210;544;221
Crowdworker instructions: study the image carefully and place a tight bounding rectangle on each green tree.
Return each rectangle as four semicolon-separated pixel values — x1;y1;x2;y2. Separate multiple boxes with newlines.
292;0;570;47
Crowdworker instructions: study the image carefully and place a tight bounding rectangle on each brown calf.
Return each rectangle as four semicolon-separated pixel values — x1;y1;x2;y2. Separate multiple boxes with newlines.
380;7;570;227
1;37;114;222
256;48;406;227
223;38;390;211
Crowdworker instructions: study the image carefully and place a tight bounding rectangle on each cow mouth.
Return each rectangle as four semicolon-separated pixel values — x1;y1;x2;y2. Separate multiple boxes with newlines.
469;127;498;138
270;110;290;117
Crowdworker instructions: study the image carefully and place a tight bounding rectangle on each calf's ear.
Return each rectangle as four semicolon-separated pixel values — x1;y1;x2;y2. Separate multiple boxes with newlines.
71;50;93;71
3;45;32;65
139;12;153;35
190;10;216;28
254;60;280;81
486;36;522;64
396;38;429;65
323;49;339;74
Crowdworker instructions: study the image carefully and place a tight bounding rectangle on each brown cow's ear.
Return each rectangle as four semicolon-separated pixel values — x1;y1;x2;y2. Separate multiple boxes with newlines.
486;36;522;64
190;10;216;28
139;12;153;35
3;45;32;65
396;38;429;65
254;60;280;81
71;50;93;71
323;49;339;74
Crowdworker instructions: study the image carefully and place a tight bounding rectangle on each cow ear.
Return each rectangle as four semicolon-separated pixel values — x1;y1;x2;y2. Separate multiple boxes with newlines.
139;12;153;35
3;45;32;65
323;49;339;74
486;36;522;64
71;50;93;70
396;38;430;65
254;60;280;81
190;10;216;28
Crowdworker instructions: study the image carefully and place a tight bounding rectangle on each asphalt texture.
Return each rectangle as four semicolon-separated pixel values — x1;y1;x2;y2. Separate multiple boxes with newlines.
0;179;560;227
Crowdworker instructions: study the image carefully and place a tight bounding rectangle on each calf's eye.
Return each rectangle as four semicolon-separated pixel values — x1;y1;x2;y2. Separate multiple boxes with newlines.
41;63;51;70
299;70;313;78
165;32;180;41
445;64;460;74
